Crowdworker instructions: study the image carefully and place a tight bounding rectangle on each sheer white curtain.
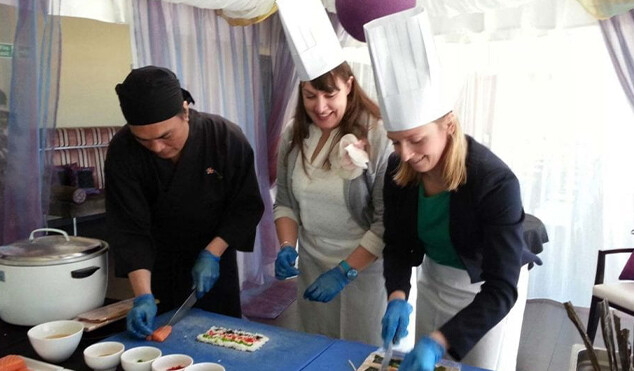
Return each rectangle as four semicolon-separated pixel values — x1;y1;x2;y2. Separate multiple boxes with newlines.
441;25;634;307
0;0;61;245
159;0;275;19
55;0;130;23
332;1;634;308
334;25;634;355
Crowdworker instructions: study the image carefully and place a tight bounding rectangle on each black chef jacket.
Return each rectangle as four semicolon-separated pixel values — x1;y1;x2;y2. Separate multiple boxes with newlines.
105;110;264;317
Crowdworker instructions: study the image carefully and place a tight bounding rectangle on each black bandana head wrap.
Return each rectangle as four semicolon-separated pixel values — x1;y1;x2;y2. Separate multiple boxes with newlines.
115;65;195;126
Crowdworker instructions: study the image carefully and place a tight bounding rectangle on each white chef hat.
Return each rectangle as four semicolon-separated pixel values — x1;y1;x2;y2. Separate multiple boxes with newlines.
277;0;345;81
364;7;451;132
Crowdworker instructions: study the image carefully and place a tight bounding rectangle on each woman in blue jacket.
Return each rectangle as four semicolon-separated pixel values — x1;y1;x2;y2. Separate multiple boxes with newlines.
365;7;541;371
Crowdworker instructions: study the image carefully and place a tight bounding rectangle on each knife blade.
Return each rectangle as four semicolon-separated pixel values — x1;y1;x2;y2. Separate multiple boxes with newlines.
166;290;197;327
380;342;393;371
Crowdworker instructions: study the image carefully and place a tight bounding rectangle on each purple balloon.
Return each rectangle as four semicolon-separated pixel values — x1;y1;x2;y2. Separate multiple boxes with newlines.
335;0;417;42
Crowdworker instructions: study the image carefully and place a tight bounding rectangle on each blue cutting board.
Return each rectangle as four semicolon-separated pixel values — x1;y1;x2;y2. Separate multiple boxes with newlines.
104;308;334;370
303;340;491;371
301;339;378;370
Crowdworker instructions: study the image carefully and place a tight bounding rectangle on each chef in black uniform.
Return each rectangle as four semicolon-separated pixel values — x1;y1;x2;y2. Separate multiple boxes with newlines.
105;66;264;338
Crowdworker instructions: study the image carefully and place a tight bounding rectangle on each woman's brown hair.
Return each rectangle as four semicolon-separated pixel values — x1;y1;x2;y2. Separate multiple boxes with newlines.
286;62;381;173
393;112;468;191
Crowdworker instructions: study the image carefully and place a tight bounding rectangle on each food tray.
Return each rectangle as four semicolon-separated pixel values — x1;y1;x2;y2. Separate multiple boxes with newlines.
356;350;460;371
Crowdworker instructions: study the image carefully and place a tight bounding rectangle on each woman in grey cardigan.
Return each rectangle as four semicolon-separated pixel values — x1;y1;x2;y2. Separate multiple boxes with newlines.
273;61;393;346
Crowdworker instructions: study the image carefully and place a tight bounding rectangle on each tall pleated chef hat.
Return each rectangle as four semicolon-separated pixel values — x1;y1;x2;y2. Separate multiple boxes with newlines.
364;7;451;132
277;0;345;82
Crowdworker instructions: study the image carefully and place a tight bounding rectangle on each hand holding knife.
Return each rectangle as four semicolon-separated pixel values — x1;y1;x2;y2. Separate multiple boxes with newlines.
380;298;413;370
380;341;394;371
147;289;197;342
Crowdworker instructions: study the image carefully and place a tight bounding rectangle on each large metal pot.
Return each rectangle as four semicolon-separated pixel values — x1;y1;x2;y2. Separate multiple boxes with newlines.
0;228;108;325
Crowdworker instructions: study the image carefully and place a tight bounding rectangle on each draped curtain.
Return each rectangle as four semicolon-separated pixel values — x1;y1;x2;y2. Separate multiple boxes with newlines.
600;9;634;111
130;0;277;287
0;0;61;245
325;0;634;308
56;0;130;24
256;14;298;185
159;0;276;20
440;24;634;307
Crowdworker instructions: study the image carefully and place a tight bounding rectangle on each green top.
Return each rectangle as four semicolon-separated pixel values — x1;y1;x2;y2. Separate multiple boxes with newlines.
417;186;465;270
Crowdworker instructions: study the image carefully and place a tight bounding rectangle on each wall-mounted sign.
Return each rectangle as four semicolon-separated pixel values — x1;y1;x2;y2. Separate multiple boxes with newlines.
0;44;13;58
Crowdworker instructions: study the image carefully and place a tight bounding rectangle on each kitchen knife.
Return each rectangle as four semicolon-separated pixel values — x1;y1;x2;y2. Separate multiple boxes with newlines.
380;342;393;371
147;290;197;342
167;289;197;326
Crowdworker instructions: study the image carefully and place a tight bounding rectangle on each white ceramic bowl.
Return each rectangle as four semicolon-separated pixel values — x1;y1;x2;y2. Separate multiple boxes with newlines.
185;363;225;371
151;354;194;371
83;341;125;371
120;346;162;371
27;320;84;363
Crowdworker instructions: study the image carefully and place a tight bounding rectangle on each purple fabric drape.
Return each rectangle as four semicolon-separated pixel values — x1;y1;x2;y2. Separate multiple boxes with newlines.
259;15;298;186
600;9;634;110
254;14;299;267
0;1;61;245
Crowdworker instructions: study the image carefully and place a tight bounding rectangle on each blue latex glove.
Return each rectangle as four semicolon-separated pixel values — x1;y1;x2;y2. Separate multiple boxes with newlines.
381;299;413;348
399;336;446;371
126;293;157;338
303;265;348;302
275;246;299;280
191;249;221;299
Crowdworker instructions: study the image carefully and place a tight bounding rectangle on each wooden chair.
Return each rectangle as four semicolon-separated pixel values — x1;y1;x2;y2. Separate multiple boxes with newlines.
587;247;634;343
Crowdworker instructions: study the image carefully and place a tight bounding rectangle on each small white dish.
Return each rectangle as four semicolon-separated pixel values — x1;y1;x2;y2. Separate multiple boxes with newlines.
27;320;84;363
151;354;193;371
185;363;225;371
83;341;125;371
120;346;162;371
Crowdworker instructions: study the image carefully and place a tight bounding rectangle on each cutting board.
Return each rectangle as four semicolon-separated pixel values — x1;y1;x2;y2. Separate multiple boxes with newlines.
77;298;135;322
74;298;135;332
103;308;335;370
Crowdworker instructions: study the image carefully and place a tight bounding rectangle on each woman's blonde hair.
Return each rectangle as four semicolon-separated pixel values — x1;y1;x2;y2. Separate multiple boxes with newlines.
393;112;467;190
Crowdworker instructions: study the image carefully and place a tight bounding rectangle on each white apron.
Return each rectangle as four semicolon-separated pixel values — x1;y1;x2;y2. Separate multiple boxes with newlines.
416;257;529;371
293;126;386;346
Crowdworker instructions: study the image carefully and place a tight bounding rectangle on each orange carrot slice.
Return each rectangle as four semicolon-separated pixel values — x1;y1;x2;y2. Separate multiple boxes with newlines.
147;325;173;342
0;355;27;371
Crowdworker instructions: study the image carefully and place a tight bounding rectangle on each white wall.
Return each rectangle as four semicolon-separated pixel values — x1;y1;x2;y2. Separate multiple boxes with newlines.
56;16;132;128
0;4;16;101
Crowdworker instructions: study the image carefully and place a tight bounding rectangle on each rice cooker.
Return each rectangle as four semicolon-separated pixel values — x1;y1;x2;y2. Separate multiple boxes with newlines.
0;228;108;325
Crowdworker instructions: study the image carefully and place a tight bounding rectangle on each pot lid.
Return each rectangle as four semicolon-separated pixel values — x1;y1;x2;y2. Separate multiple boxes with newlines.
0;228;108;266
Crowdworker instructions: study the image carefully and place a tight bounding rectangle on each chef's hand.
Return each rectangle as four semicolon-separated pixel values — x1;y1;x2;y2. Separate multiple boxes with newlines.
191;249;221;299
275;246;299;279
303;266;348;302
381;299;413;348
127;293;157;338
399;336;445;371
